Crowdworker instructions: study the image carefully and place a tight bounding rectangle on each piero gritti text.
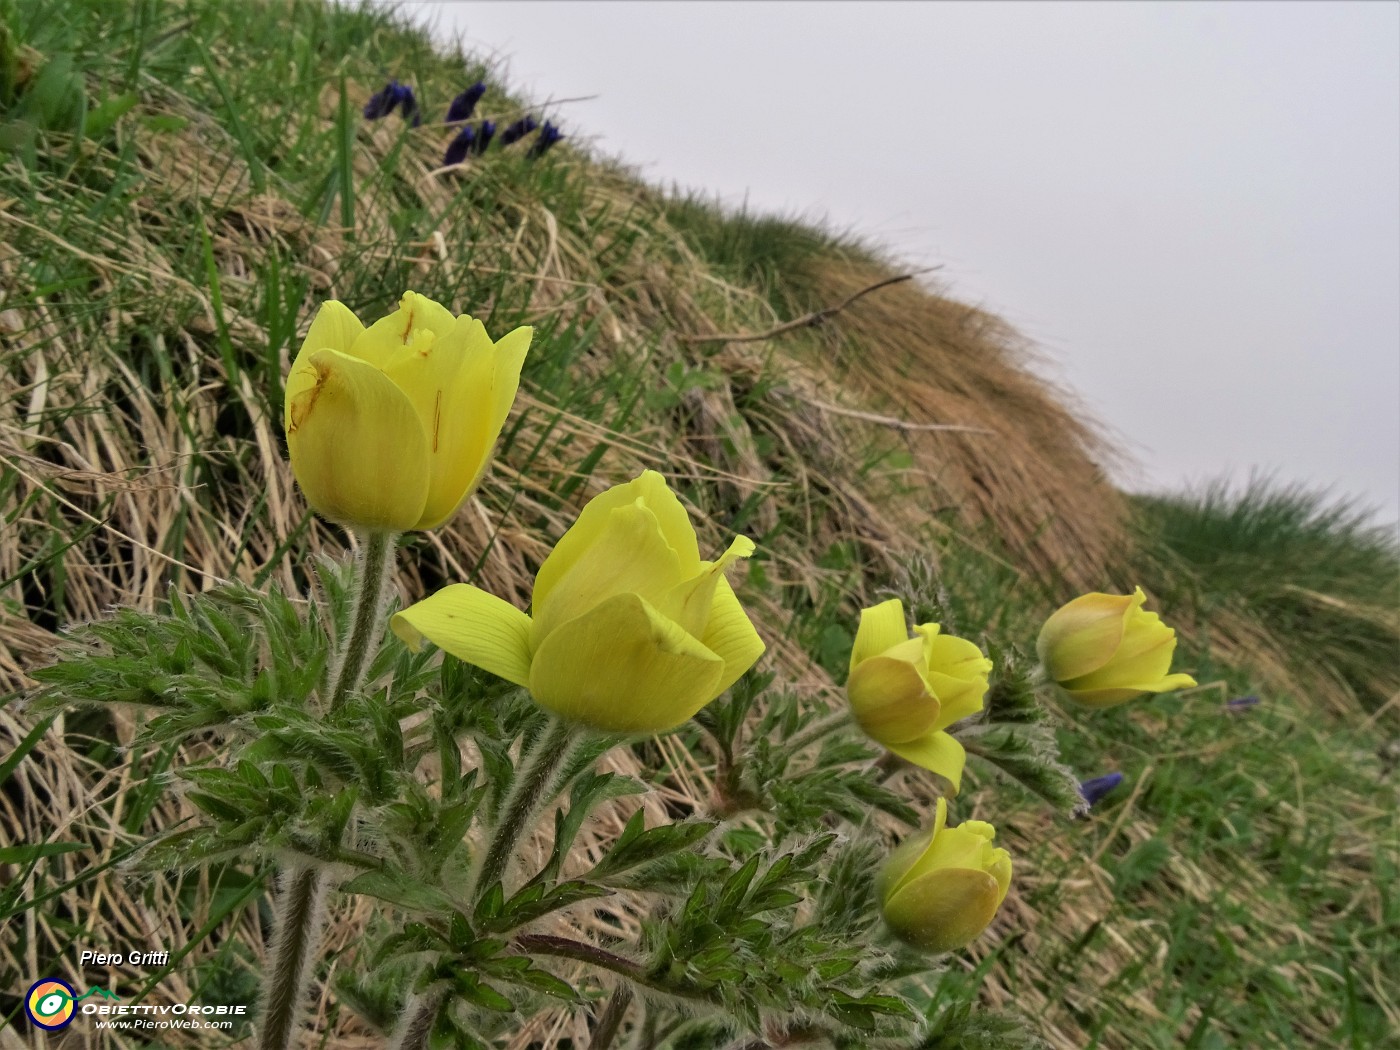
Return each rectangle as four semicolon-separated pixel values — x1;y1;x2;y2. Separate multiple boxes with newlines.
80;949;171;966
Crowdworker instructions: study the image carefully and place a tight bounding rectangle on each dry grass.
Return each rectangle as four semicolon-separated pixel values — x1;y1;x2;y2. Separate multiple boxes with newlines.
777;259;1129;593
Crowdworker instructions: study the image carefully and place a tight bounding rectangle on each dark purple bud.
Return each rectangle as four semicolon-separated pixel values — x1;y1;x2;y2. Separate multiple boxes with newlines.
500;115;539;146
390;83;420;126
527;120;563;158
446;81;487;123
1225;695;1260;711
474;119;496;154
443;125;475;166
1079;772;1124;808
363;80;402;120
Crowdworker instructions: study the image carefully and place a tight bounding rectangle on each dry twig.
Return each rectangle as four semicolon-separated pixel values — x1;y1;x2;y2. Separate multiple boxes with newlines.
678;268;942;344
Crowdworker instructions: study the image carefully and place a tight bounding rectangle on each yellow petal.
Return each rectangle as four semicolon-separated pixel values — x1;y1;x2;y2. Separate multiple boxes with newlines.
900;821;997;886
985;847;1013;904
350;290;458;367
527;592;725;733
286;301;364;430
877;833;931;904
658;535;756;637
699;575;766;695
931;795;949;838
923;630;992;680
1061;632;1175;691
878;798;947;901
285;349;430;531
1061;672;1197;709
390;584;533;686
533;471;700;614
926;671;988;731
1036;590;1138;682
959;820;998;843
410;319;533;529
1119;604;1176;658
887;730;968;793
846;654;940;745
457;322;532;501
1058;685;1148;708
531;501;684;645
883;866;1003;953
376;316;493;530
851;599;911;671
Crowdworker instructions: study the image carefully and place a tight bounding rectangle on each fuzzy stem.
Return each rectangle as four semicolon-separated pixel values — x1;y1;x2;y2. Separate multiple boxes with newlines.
257;865;327;1050
474;717;577;897
388;985;449;1050
328;530;396;711
588;985;634;1050
515;934;718;1007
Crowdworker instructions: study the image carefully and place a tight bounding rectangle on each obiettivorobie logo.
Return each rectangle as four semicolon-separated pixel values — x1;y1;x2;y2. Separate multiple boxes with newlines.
24;978;121;1031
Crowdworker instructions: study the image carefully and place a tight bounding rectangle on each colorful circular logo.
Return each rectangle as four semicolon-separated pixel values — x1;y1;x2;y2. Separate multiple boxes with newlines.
25;978;77;1030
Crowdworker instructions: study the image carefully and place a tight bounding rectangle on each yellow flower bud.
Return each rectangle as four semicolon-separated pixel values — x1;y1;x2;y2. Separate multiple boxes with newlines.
284;292;531;532
877;798;1012;953
846;599;992;793
390;471;766;733
1037;587;1197;708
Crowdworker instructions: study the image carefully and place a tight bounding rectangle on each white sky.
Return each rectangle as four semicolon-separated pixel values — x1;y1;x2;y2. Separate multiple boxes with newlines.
389;1;1400;522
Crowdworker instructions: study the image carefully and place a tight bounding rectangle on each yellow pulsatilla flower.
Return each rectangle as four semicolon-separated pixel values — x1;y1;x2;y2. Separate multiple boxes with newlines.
877;798;1012;953
391;470;766;733
284;292;531;532
846;599;992;793
1037;587;1197;708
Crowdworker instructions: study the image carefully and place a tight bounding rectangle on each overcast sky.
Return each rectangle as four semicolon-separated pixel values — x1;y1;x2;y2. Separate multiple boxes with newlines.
390;1;1400;522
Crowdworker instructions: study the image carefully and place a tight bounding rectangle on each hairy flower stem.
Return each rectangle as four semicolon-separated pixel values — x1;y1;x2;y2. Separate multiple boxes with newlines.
474;717;578;898
388;985;449;1050
329;530;397;712
588;985;634;1050
257;865;327;1050
257;534;396;1050
516;934;718;1008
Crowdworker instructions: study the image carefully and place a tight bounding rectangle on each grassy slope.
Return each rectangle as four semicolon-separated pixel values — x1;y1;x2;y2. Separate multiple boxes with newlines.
1;1;1396;1046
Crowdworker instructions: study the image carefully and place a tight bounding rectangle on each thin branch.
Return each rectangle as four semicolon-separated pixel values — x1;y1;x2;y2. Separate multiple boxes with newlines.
679;267;942;345
435;95;601;129
794;398;995;436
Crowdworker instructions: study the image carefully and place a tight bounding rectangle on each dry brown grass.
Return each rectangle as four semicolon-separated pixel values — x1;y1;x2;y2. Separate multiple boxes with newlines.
792;259;1129;593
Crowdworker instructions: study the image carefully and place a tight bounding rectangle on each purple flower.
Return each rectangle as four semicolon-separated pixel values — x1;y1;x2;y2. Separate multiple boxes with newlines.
474;119;496;154
400;88;422;127
1225;695;1260;712
446;82;487;123
443;125;475;166
1079;772;1124;808
364;81;401;120
527;121;563;158
364;81;420;125
500;115;539;146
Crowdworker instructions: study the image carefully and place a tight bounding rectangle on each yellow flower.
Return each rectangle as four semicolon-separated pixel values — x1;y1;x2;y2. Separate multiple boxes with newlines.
284;291;531;532
846;599;991;793
1037;587;1197;708
390;470;766;733
877;798;1012;953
